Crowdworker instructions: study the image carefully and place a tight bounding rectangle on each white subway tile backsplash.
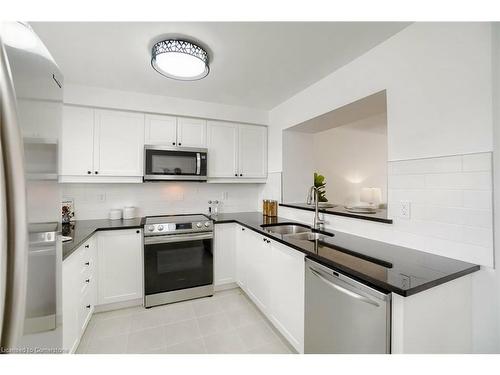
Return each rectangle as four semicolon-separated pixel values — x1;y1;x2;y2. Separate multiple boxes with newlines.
463;209;493;228
388;189;427;204
463;190;493;210
388;156;462;175
424;189;463;207
388;174;426;189
385;152;493;267
461;226;493;248
63;182;261;220
462;153;492;172
459;172;492;190
424;172;491;190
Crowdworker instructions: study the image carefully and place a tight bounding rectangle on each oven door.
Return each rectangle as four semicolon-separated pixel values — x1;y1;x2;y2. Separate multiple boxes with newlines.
144;146;207;181
143;232;213;304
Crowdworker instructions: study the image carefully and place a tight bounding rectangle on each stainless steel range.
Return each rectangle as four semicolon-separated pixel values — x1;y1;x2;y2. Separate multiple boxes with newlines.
143;214;214;308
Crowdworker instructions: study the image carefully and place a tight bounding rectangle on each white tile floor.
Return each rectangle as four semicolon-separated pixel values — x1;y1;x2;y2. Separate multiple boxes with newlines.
76;288;294;354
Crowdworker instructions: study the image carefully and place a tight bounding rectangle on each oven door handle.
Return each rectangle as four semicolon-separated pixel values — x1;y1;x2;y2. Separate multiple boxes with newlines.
144;232;213;245
196;153;201;175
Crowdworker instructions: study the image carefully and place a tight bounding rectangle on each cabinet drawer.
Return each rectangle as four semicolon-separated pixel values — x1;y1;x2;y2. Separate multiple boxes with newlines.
78;285;93;335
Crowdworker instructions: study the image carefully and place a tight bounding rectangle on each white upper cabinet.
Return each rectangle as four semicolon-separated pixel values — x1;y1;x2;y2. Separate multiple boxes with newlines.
61;105;265;183
145;114;206;148
207;121;267;182
145;114;177;146
177;117;207;148
60;106;145;182
61;105;94;176
238;124;267;178
207;121;239;178
94;109;144;176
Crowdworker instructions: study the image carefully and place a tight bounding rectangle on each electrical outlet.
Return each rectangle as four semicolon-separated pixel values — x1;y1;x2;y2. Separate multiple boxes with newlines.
400;200;411;219
221;191;229;200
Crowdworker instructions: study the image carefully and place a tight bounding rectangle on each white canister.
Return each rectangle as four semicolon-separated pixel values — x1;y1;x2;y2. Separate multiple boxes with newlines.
122;206;137;220
109;209;122;220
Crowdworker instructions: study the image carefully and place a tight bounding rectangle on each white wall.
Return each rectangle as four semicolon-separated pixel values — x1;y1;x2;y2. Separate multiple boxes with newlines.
282;130;315;202
62;182;261;220
269;23;492;172
64;84;269;126
266;22;497;352
312;113;387;206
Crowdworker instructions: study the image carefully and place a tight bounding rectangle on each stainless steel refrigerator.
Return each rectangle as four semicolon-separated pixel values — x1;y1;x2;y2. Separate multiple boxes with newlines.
0;22;62;353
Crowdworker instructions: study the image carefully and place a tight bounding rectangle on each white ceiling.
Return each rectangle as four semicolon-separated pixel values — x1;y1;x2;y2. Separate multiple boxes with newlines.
289;90;387;133
31;22;409;110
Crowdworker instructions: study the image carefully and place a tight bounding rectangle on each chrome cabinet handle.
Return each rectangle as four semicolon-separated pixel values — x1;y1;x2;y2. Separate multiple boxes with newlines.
144;232;213;245
309;267;380;307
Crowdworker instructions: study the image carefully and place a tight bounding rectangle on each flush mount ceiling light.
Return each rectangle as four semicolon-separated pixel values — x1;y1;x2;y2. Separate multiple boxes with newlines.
151;39;209;81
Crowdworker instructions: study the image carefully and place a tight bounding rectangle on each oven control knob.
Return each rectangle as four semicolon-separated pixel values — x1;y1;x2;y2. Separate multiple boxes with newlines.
157;225;164;231
196;222;202;228
147;225;155;232
204;222;210;228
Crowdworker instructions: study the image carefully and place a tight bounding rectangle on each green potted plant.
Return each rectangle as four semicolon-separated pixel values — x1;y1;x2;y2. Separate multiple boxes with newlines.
314;172;328;202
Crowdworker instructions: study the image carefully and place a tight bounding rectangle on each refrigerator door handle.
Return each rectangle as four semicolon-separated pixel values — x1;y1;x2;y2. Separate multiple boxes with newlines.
0;39;29;350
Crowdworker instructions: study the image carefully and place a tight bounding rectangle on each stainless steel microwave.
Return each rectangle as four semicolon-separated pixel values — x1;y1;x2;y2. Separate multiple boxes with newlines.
144;145;208;181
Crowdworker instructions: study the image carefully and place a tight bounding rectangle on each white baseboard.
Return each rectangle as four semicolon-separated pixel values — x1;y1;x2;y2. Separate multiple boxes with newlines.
94;298;143;313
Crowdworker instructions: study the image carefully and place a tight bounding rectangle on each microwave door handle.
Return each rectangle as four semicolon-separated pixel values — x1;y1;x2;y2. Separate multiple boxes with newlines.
196;153;201;175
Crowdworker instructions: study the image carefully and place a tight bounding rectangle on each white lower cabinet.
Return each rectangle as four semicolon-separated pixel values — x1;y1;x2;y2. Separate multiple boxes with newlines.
97;228;143;305
63;228;143;353
224;223;305;353
269;241;305;353
244;229;272;314
235;225;248;289
63;236;97;353
214;223;237;286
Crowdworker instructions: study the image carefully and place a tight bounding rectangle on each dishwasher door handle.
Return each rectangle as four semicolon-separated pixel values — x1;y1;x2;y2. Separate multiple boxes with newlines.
309;267;380;307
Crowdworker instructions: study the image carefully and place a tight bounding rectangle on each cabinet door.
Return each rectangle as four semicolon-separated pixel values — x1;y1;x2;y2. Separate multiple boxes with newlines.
145;114;177;146
245;230;271;314
235;225;248;289
94;109;145;176
60;105;94;176
214;223;236;286
269;241;305;353
207;121;238;178
62;247;81;353
177;117;207;148
238;124;267;178
97;229;143;305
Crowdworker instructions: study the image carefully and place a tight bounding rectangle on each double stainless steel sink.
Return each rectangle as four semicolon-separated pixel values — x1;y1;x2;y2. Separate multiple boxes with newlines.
261;223;329;241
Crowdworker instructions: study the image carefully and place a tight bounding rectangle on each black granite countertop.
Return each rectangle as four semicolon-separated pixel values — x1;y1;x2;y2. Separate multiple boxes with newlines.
211;212;479;297
62;218;143;260
62;212;479;297
280;203;393;224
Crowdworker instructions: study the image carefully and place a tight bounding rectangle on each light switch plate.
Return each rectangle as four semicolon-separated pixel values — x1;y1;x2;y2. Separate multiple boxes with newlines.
400;200;411;219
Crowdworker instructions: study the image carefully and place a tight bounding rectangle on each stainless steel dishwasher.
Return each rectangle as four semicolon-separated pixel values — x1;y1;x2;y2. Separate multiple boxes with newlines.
305;258;391;353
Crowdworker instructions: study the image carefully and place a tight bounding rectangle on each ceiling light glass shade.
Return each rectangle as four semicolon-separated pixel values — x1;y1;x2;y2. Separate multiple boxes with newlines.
151;39;209;81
